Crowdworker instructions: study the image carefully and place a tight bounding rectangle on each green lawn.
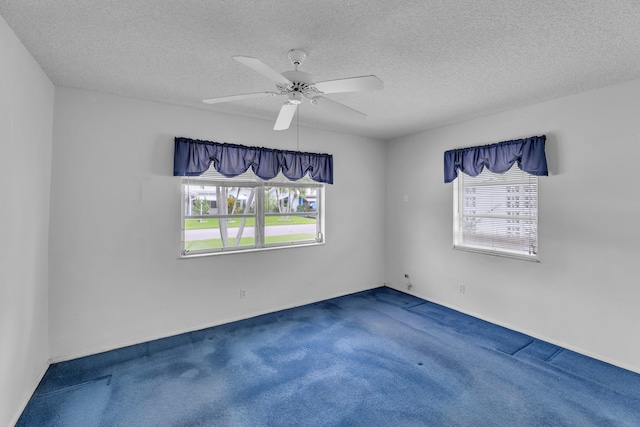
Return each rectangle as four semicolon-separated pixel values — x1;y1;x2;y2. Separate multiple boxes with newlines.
184;234;316;251
185;215;315;230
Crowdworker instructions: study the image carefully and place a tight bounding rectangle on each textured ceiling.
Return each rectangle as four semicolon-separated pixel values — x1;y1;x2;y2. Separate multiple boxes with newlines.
2;1;640;140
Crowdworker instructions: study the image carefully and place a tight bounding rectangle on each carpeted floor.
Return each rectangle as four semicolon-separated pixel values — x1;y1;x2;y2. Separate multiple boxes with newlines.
17;287;640;426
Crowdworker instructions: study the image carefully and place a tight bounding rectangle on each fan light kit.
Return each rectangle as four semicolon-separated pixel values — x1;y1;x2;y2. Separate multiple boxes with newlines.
203;49;383;130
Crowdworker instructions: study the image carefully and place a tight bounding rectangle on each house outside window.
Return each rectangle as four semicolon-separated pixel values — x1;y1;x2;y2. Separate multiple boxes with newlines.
453;164;539;261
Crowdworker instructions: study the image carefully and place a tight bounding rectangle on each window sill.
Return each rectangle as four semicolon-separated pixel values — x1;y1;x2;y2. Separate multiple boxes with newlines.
453;245;539;262
180;241;325;258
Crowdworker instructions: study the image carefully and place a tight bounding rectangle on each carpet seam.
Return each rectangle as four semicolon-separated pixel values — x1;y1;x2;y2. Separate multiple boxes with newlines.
545;348;565;363
504;339;536;356
34;375;112;398
403;301;427;309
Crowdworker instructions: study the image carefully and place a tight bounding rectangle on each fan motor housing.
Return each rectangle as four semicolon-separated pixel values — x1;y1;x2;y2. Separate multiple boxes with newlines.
279;70;318;97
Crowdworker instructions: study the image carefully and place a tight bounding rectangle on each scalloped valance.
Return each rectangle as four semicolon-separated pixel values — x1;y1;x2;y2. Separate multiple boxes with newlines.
174;137;333;184
444;135;548;183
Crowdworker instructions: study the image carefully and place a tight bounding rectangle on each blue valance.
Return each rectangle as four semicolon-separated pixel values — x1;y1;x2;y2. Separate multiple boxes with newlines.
443;135;548;183
174;137;333;184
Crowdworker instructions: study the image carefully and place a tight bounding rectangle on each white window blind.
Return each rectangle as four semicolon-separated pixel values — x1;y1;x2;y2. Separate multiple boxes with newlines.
453;164;538;260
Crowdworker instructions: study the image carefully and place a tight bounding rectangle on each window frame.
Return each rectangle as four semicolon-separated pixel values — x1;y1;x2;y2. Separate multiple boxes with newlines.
452;165;539;262
181;173;324;257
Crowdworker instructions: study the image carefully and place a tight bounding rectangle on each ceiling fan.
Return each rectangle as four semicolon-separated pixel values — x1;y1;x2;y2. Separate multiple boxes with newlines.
203;49;383;130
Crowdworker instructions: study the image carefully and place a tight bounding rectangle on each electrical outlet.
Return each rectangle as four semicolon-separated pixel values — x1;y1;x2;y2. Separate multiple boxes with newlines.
459;284;465;294
240;289;246;299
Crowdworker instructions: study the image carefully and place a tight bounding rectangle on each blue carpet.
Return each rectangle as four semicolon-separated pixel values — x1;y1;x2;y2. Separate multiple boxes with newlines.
17;287;640;426
17;376;111;427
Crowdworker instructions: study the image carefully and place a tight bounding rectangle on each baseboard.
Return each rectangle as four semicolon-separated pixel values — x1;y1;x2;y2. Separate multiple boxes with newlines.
387;284;640;375
10;361;50;427
50;283;639;376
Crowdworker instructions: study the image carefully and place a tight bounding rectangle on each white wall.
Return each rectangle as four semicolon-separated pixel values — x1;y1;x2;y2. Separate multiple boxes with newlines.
385;78;640;373
49;88;386;361
0;15;54;427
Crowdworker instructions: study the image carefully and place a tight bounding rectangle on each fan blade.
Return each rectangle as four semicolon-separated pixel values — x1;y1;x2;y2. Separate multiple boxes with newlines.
314;75;383;94
203;92;278;104
273;103;298;130
311;96;366;119
233;56;291;85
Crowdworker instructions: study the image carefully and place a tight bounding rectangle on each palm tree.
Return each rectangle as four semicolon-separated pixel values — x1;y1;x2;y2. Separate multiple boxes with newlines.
232;188;256;247
215;186;229;246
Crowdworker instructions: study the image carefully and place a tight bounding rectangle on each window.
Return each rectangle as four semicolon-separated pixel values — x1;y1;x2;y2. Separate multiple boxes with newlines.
181;168;324;256
453;164;538;260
